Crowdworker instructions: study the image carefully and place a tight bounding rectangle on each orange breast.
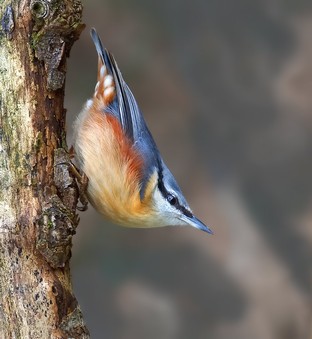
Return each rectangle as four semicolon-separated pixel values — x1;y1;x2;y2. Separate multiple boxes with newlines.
74;102;157;227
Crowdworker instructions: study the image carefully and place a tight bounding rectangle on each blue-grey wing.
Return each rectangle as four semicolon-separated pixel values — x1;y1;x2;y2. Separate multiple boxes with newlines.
123;84;163;197
91;28;162;197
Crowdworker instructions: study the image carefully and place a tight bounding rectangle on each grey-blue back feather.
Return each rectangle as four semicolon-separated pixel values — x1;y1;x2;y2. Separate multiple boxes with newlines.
91;29;165;198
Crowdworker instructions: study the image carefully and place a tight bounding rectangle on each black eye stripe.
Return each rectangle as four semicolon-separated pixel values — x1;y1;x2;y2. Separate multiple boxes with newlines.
157;163;167;197
157;166;193;218
168;194;193;217
167;193;178;206
180;206;193;218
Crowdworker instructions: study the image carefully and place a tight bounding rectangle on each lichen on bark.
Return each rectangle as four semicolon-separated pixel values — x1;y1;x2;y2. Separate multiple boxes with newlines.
0;0;89;338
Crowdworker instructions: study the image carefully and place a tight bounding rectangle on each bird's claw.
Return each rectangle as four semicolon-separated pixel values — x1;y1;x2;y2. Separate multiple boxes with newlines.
67;161;89;212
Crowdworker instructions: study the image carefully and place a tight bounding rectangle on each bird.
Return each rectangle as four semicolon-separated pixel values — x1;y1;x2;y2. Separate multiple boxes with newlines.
72;28;212;234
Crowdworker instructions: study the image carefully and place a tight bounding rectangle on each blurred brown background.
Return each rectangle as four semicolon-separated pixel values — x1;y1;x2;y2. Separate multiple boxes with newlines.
65;1;312;338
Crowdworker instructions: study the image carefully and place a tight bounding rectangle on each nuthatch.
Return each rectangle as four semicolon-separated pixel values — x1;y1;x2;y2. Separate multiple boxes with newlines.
73;28;212;234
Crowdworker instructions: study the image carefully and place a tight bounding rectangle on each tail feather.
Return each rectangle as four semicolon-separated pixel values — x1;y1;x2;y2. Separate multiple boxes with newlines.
90;28;116;106
90;28;113;75
90;28;134;141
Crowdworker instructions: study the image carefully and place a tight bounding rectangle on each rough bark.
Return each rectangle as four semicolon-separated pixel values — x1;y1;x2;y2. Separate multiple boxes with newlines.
0;0;89;338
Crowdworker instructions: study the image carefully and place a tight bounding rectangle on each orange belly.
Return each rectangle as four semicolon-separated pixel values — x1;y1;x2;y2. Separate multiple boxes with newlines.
74;105;158;227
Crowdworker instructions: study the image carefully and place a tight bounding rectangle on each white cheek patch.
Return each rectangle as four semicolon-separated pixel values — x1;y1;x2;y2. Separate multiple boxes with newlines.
152;188;186;227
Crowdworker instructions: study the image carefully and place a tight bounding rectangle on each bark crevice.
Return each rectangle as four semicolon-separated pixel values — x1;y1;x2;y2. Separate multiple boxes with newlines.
0;1;89;338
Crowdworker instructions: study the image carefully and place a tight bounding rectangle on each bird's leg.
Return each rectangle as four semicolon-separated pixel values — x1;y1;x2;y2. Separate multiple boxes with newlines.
76;172;89;212
68;145;75;159
56;146;89;211
67;157;89;212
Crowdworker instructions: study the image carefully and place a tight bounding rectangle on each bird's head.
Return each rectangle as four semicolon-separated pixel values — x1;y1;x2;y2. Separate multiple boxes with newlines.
143;161;213;234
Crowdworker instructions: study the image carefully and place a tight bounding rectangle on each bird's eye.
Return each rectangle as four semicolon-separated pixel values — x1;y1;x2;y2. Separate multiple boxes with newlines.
167;194;178;206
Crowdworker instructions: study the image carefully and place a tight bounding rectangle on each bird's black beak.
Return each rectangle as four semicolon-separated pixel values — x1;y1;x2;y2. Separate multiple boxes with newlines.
182;214;213;234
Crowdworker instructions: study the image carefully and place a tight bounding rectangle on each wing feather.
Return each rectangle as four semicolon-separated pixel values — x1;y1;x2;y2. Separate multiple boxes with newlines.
90;28;161;198
91;28;135;140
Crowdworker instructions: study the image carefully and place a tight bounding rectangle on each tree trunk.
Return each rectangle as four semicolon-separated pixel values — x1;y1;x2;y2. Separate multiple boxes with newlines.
0;0;89;337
